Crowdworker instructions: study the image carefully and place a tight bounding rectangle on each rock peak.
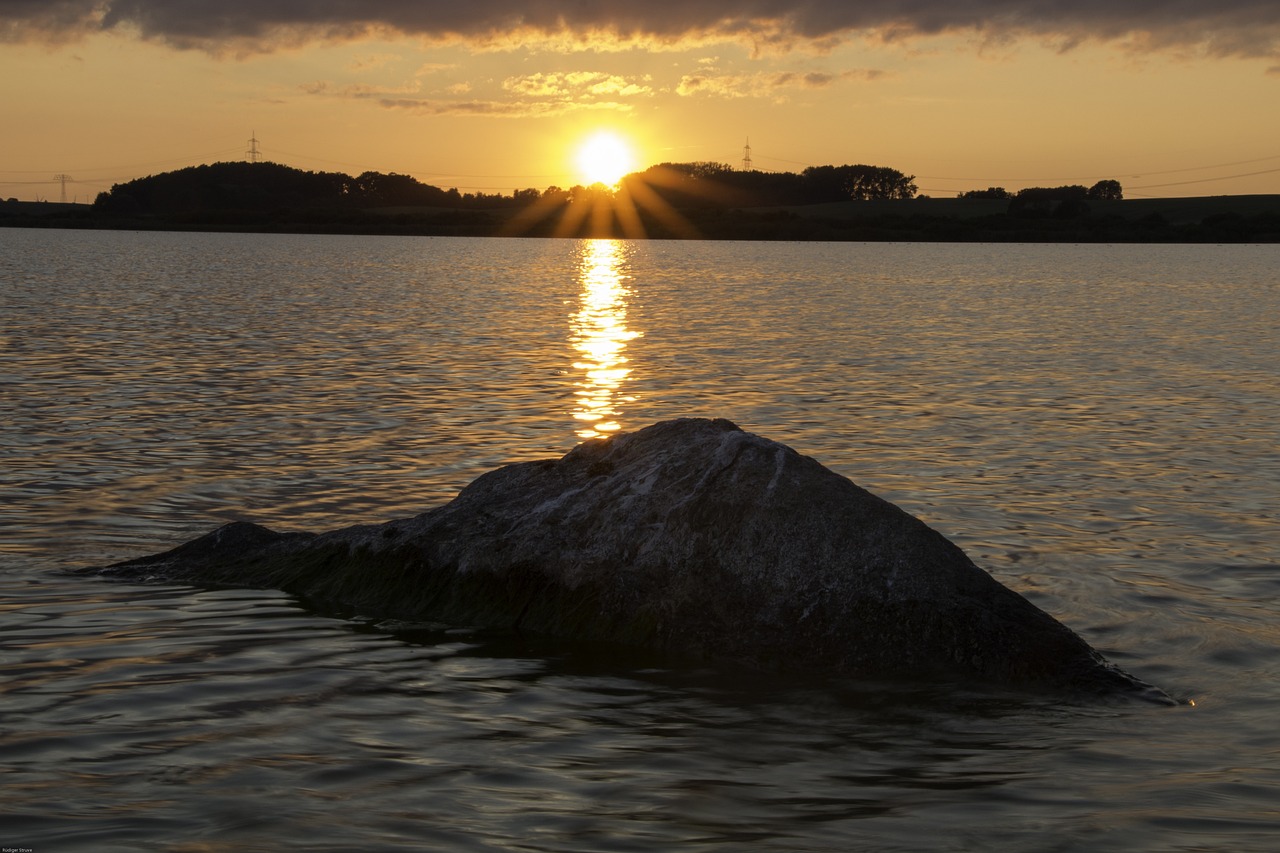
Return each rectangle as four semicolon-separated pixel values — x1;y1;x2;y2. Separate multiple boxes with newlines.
101;418;1168;700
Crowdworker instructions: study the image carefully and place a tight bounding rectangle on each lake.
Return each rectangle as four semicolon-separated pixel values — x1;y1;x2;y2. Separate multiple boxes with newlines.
2;228;1278;851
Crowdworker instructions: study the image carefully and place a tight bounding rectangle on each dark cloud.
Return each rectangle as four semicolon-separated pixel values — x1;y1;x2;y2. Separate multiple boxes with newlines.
3;1;1279;59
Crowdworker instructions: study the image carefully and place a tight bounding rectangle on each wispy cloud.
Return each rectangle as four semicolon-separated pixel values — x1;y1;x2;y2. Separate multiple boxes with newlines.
3;1;1278;60
302;67;650;117
378;97;630;117
502;71;653;99
347;52;401;72
301;80;422;99
415;62;461;74
676;68;885;99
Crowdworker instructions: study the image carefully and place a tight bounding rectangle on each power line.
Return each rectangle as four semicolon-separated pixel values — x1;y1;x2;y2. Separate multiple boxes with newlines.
1124;153;1280;179
267;147;380;173
0;147;245;176
7;142;1277;200
1128;166;1280;191
270;146;568;184
755;154;815;168
915;163;1280;193
758;150;1280;188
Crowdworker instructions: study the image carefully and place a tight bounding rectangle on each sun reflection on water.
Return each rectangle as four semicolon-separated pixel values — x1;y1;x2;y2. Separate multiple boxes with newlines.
571;239;640;440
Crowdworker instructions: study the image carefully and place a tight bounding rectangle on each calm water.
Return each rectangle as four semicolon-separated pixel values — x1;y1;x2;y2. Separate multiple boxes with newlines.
2;229;1278;851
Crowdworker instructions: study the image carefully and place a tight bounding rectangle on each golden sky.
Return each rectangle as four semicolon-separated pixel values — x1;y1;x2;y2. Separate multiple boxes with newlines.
3;1;1279;202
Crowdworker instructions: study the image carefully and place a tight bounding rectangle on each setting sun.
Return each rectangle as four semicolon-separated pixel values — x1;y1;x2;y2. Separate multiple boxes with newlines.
575;131;635;187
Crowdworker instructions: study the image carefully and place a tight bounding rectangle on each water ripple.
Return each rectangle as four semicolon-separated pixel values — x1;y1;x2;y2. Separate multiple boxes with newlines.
2;231;1279;850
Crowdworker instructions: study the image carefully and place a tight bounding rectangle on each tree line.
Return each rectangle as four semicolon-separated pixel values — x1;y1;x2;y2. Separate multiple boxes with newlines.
91;161;531;217
90;160;921;218
87;161;1153;233
959;180;1124;202
618;162;918;207
9;160;1271;241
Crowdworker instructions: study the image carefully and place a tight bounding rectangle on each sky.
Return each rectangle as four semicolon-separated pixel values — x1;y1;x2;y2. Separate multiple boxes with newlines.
3;1;1279;203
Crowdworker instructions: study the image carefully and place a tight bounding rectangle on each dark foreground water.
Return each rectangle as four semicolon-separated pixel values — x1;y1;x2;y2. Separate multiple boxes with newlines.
2;230;1278;851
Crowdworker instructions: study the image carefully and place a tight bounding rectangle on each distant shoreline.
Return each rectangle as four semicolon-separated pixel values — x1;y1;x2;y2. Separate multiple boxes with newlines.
4;194;1279;243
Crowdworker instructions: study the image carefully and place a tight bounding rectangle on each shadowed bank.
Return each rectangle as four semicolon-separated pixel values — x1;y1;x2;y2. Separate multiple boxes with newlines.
97;418;1172;703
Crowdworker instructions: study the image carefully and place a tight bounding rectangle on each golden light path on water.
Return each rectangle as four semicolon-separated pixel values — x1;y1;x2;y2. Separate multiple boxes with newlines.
571;239;640;439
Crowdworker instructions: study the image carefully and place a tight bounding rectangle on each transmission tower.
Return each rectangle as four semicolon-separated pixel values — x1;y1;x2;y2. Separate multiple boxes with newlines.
742;137;753;172
52;173;73;203
246;131;261;163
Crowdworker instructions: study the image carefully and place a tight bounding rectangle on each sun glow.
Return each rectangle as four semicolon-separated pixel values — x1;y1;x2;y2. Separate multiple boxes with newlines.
575;130;635;187
571;240;639;439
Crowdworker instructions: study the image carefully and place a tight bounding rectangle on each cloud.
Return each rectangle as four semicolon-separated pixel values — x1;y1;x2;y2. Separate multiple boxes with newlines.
3;1;1279;60
347;52;401;72
503;72;653;99
301;80;422;99
302;67;650;117
378;97;631;118
370;71;652;118
676;68;884;99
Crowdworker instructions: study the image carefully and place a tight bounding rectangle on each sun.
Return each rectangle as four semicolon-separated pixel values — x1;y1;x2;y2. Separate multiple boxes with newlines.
575;131;635;187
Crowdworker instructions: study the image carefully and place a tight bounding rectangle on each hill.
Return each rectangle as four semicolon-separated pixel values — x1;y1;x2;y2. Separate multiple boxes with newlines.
3;161;1278;242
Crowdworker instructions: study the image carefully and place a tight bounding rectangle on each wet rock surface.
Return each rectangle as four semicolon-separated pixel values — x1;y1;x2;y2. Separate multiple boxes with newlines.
100;418;1165;698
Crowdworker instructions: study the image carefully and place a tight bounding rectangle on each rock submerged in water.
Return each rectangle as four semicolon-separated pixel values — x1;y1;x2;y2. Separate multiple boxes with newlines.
102;418;1164;698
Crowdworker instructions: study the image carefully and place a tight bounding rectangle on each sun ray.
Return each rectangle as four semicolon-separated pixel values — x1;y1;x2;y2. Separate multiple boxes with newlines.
615;176;701;239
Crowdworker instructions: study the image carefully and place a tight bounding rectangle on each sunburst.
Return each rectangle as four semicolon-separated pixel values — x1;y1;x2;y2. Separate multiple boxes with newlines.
575;131;634;187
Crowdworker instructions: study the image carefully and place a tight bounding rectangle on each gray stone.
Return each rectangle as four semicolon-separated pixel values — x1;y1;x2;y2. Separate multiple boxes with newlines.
101;417;1167;699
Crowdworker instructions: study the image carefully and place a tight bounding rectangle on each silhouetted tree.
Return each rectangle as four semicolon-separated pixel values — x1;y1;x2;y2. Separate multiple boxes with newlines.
350;171;458;207
1087;179;1123;201
1008;185;1091;217
91;157;929;222
623;163;751;208
958;187;1012;200
802;165;918;201
93;161;350;216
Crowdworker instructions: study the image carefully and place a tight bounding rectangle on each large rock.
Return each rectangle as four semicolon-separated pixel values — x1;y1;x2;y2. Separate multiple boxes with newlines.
101;418;1165;698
